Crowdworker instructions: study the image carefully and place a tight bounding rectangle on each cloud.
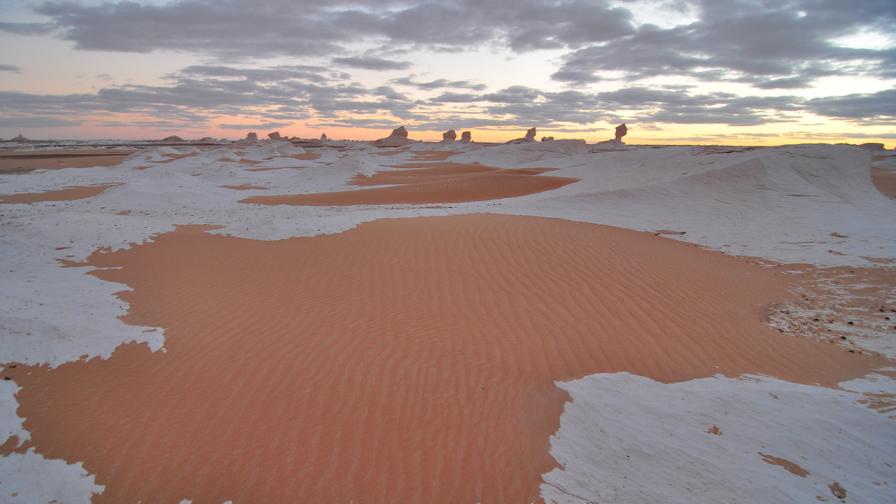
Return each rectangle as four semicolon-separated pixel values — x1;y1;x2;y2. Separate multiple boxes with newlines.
391;77;486;91
24;0;634;58
0;21;55;35
0;64;425;131
552;0;896;89
807;87;896;121
0;61;889;136
0;116;80;128
218;121;292;130
331;56;412;71
0;64;21;73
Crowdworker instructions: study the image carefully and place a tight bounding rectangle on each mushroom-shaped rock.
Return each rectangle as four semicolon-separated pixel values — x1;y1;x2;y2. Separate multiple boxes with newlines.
615;123;627;141
442;130;457;142
320;133;328;142
245;132;259;142
460;131;472;143
374;126;414;147
596;124;630;146
268;131;282;140
506;127;537;144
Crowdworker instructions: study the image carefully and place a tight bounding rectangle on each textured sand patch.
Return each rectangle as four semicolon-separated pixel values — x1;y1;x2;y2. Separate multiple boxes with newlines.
0;150;133;173
241;162;577;206
6;215;886;503
0;184;120;204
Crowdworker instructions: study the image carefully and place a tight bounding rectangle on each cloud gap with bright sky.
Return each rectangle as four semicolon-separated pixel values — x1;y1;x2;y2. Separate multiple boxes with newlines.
0;0;894;145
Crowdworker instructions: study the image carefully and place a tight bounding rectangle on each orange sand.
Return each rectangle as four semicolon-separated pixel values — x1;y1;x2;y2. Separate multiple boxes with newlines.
0;184;120;204
220;184;268;191
407;150;457;162
5;214;885;503
294;152;321;161
0;149;133;173
872;167;896;198
241;162;577;206
759;452;810;477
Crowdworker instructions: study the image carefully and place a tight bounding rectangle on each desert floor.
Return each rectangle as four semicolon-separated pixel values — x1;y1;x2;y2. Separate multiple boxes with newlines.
1;139;895;503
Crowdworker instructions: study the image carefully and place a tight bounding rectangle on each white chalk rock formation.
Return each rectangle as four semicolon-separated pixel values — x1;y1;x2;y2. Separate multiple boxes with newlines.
374;126;414;147
442;130;457;142
616;123;627;141
161;135;184;142
460;131;472;143
245;132;259;142
507;127;537;144
596;123;629;146
268;131;282;140
320;133;328;142
542;136;554;142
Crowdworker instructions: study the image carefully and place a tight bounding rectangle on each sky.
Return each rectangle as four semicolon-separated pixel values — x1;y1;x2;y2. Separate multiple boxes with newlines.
0;0;895;146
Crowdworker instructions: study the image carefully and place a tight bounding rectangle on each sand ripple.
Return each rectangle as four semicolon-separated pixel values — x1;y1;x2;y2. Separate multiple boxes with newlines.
6;215;885;503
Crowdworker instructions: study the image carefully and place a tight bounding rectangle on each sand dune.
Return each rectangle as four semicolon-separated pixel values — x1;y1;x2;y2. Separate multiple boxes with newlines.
0;184;120;204
7;215;883;504
241;162;577;206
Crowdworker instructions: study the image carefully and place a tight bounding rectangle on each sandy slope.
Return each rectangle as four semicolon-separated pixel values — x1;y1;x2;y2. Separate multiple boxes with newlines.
6;215;884;503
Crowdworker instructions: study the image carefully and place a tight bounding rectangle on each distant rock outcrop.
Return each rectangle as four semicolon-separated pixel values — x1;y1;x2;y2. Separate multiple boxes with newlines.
507;127;537;144
320;133;328;142
11;134;30;142
615;123;627;141
245;132;259;142
542;136;554;142
162;135;184;142
442;130;457;142
268;131;282;140
596;124;629;146
199;136;215;143
460;131;472;143
374;126;414;147
860;143;885;151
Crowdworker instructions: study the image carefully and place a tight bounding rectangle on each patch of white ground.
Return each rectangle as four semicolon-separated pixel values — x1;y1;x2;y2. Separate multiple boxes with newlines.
0;451;103;503
541;372;896;504
457;142;896;267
